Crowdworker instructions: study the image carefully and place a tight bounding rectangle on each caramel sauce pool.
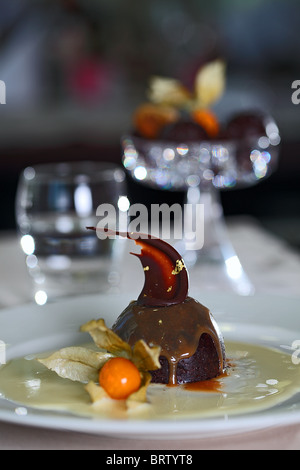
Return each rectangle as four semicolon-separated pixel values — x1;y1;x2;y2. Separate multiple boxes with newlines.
183;370;229;393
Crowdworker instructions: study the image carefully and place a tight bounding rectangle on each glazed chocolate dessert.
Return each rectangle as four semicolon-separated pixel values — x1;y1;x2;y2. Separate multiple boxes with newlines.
88;229;225;386
113;297;225;385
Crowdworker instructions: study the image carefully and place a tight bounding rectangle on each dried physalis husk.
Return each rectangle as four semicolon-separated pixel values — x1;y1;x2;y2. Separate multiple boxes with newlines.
80;319;161;412
146;60;226;111
147;76;192;108
80;319;132;358
38;347;113;383
194;59;226;108
80;318;161;371
126;372;152;407
132;339;161;371
38;319;161;413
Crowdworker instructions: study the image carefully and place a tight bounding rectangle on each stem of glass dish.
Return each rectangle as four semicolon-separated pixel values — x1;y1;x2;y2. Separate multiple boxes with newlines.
176;183;255;296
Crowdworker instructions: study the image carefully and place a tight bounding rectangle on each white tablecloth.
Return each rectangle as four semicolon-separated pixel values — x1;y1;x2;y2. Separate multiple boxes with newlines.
1;216;300;450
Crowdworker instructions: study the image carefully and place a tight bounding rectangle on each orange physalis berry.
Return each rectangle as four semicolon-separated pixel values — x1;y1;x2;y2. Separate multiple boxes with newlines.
133;103;179;139
99;357;142;400
191;109;219;138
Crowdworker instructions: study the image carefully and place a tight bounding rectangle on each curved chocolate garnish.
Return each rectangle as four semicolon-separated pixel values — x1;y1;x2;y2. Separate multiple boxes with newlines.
87;228;188;307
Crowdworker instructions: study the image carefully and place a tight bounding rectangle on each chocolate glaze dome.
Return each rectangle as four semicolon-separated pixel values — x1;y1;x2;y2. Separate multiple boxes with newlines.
112;297;225;385
88;228;226;385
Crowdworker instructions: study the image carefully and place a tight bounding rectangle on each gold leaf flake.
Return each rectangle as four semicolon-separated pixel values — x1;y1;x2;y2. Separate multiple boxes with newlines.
172;259;186;275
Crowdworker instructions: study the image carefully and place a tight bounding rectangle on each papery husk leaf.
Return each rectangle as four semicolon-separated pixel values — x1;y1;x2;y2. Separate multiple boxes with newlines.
38;346;113;383
85;380;109;402
38;358;98;383
148;76;191;107
195;59;226;108
85;381;126;413
127;371;152;405
132;340;161;372
39;346;112;369
80;319;132;358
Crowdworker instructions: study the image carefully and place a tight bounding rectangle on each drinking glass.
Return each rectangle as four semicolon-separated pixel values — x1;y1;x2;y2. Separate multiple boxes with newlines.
15;161;128;304
122;115;280;295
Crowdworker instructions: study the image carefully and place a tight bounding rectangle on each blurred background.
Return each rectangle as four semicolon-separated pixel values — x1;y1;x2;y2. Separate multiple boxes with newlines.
0;0;299;251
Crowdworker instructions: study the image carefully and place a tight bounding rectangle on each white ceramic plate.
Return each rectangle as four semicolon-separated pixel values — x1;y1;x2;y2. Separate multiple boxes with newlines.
0;291;300;439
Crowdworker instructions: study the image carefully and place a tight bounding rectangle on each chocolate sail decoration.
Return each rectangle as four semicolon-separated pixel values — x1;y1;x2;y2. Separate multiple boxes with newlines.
86;228;189;307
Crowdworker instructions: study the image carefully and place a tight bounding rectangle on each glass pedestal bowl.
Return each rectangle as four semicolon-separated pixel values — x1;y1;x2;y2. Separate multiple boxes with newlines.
121;116;280;296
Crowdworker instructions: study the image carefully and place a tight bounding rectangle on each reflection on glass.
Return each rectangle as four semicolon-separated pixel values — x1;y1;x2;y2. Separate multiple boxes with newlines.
74;183;93;217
